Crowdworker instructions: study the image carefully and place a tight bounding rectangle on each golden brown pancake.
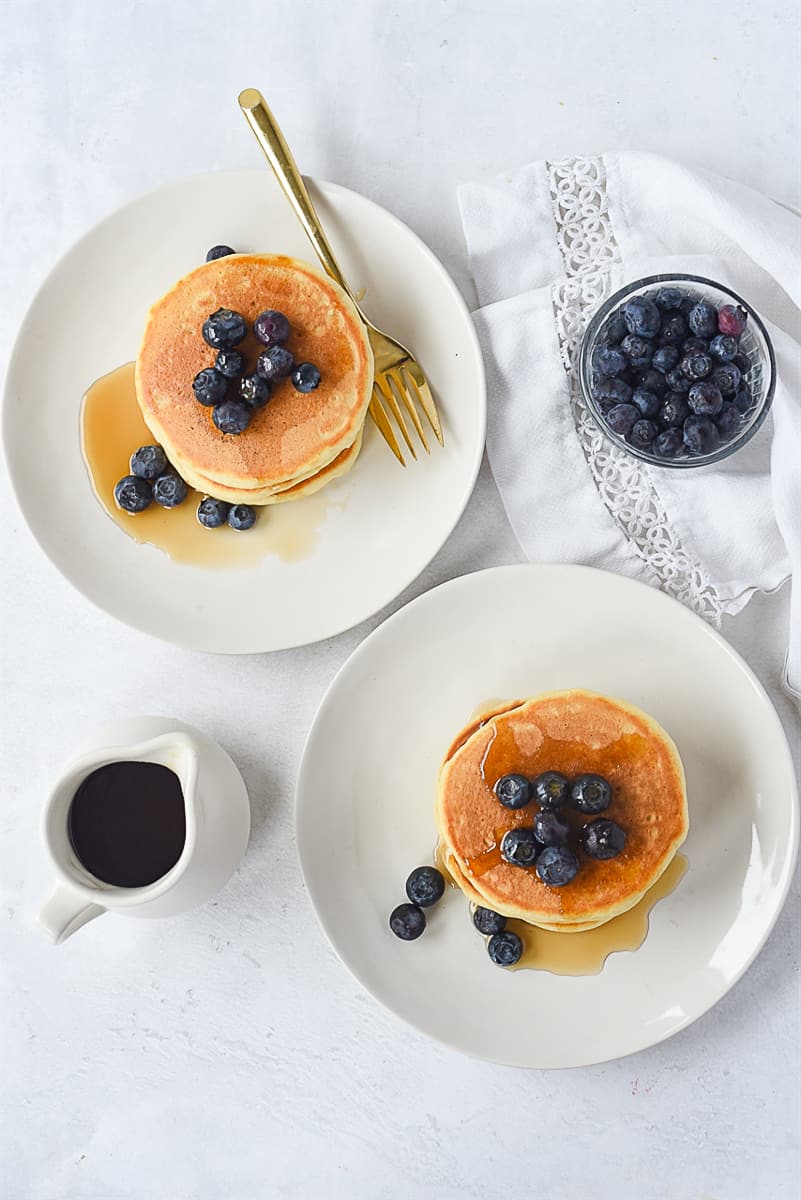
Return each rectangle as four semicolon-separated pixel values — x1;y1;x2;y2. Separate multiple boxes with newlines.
135;254;373;503
435;690;688;929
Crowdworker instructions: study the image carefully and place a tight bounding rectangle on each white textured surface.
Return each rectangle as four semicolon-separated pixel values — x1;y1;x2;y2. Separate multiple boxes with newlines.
1;2;799;1198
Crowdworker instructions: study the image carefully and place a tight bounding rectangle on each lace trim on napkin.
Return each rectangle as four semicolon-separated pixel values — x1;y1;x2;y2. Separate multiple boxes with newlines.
546;156;724;624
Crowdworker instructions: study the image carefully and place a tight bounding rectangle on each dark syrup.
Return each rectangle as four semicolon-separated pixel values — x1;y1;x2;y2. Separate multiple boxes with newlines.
67;761;186;888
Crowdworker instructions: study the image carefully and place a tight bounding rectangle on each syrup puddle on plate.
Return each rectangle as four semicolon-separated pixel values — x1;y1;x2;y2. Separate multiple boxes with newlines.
81;362;336;568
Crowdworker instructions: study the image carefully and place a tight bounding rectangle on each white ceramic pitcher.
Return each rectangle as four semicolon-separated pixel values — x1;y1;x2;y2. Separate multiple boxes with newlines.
39;716;251;944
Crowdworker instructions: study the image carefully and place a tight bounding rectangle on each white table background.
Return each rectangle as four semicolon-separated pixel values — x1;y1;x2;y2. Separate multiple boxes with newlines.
1;2;799;1197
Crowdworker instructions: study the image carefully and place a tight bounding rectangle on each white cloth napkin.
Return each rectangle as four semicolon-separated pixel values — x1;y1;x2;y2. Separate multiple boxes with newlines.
458;153;801;698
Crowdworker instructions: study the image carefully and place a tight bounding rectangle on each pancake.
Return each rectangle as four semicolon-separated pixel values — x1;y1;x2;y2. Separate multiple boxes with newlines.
435;690;688;929
135;254;373;503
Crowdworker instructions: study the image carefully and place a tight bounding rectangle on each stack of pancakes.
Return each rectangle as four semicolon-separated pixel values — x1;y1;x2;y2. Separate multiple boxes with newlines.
435;690;688;932
135;254;373;505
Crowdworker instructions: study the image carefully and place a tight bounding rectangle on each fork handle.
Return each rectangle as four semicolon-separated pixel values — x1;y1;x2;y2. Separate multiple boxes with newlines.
238;88;355;302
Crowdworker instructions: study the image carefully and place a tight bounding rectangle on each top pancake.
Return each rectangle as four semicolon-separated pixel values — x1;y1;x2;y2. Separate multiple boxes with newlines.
435;690;688;927
135;254;373;499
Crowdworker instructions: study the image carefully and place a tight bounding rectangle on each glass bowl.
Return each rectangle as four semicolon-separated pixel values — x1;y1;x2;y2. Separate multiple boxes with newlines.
578;273;776;468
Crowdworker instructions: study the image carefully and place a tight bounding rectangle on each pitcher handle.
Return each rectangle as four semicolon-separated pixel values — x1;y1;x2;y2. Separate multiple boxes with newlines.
38;883;105;944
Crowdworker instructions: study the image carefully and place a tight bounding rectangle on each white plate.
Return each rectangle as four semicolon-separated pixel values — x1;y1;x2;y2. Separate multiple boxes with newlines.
296;564;798;1068
2;172;485;653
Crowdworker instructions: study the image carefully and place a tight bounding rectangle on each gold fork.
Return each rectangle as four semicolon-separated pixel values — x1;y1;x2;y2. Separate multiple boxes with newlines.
238;88;443;465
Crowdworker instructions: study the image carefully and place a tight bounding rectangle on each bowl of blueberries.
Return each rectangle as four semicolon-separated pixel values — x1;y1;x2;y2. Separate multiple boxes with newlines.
579;274;775;467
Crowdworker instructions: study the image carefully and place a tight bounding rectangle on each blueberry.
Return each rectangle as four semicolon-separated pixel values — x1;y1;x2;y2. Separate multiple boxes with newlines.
593;377;632;406
213;400;252;435
292;362;322;393
571;774;612;814
500;827;540;868
680;352;713;382
532;771;570;810
197;497;230;528
733;383;753;414
684;415;721;456
688;301;718;339
658;393;690;428
215;349;246;379
238;373;271;409
192;367;229;406
709;334;738;362
389;903;425;940
631;389;659;419
718;304;748;337
620;335;653;367
257;345;295;383
628;419;658;450
604;310;629;344
710;363;741;397
405;865;445;908
659;313;688;344
682;338;708;355
206;245;236;262
655;287;684;311
732;351;750;375
494;773;532;810
113;474;152;513
688;381;723;417
593;345;627;377
623;296;661;339
665;367;691;394
716;402;741;440
536;845;580;887
605;403;639;436
129;444;168;480
228;504;257;531
582;818;626;860
654;427;684;458
201;308;248;350
652;345;679;374
632;367;667;396
152;473;188;508
487;931;523;966
533;809;570;847
473;907;506;936
254;309;291;347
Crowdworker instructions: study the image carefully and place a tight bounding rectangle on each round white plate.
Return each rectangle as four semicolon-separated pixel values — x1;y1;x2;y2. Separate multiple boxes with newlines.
296;564;798;1068
2;172;485;652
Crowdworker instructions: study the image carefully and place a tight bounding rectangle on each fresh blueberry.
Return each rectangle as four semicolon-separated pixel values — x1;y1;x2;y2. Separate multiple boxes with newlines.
654;427;684;458
718;304;748;337
658;393;690;428
620;334;653;367
487;931;523;966
254;309;291;347
213;400;252;435
532;771;570;810
665;367;691;394
682;337;708;355
228;504;257;531
257;344;295;383
500;827;540;868
292;362;322;393
206;245;236;262
582;818;626;860
684;415;721;456
687;301;718;339
716;402;741;440
571;773;612;814
604;310;629;344
113;474;152;513
494;773;532;810
628;419;658;450
710;363;742;396
606;403;640;436
201;307;248;350
632;367;667;395
215;349;246;379
623;296;661;339
389;903;425;940
688;381;724;417
152;473;188;508
652;345;679;374
197;497;230;528
733;383;753;413
536;845;580;887
129;444;168;480
533;809;570;847
631;389;659;419
709;334;738;362
732;351;750;375
658;313;688;344
405;866;445;908
680;352;713;382
473;907;507;935
655;286;684;311
593;345;627;378
593;377;633;406
238;373;271;409
192;367;229;406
